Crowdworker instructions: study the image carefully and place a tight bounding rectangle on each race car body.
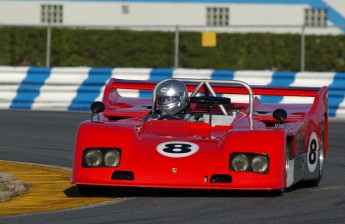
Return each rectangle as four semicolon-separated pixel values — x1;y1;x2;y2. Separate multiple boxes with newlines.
71;78;328;193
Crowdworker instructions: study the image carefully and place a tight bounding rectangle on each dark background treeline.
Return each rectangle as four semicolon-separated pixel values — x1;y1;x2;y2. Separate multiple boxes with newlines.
0;27;344;71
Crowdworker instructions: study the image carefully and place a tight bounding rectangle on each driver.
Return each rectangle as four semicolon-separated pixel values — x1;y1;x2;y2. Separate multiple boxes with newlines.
145;79;190;121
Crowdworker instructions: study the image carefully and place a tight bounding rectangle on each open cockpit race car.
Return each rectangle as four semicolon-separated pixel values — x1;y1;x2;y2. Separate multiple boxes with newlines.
71;78;328;195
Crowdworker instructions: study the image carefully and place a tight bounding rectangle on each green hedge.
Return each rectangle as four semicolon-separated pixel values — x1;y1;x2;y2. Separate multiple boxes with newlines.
0;27;344;71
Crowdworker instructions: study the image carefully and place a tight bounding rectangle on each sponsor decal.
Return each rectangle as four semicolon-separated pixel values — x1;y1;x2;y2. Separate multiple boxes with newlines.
156;141;199;158
307;132;319;173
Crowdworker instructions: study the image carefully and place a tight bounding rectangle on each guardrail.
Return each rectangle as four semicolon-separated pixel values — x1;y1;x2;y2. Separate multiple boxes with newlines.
1;66;344;118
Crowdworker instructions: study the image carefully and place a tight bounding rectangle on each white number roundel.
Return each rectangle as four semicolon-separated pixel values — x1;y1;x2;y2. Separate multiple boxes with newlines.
156;141;199;158
307;132;319;173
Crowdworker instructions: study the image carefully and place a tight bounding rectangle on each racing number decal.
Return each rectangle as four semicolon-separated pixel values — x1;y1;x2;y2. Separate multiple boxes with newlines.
309;139;317;164
307;132;319;173
163;144;192;154
156;141;199;158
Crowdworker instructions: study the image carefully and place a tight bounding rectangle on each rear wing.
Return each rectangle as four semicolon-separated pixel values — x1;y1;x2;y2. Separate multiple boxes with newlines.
102;78;328;122
104;78;324;98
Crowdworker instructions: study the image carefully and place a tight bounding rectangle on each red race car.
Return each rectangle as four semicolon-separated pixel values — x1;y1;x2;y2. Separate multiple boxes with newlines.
71;78;328;195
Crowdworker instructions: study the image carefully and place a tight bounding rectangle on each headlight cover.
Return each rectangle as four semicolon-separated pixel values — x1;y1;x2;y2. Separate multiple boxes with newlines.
84;149;103;167
83;148;121;168
231;154;250;171
251;155;269;173
230;153;269;174
104;150;121;167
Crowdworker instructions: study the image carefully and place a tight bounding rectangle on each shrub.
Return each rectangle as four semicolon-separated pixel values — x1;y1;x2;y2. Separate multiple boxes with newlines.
0;27;344;71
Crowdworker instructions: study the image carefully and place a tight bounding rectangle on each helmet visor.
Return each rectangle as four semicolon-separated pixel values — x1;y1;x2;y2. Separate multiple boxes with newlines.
158;96;181;105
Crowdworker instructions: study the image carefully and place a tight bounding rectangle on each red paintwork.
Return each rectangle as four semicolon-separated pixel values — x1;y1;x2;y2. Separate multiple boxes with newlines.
71;78;328;191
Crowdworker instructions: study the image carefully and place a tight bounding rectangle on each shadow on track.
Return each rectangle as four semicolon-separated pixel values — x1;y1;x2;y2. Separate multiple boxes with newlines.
63;184;315;198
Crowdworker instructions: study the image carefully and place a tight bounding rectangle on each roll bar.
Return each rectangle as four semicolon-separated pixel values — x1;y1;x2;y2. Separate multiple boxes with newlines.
152;78;254;129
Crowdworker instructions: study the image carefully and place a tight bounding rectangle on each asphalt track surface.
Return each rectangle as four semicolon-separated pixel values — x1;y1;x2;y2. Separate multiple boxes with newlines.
0;110;345;224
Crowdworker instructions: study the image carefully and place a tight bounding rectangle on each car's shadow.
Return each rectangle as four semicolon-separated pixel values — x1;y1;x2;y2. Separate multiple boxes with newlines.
63;183;310;198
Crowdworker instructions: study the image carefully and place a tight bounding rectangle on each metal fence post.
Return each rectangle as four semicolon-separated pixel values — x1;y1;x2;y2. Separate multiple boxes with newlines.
174;25;179;68
46;26;51;67
300;25;305;71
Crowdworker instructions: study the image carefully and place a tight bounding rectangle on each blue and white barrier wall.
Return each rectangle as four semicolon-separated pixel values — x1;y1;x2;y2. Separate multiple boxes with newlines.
1;66;344;118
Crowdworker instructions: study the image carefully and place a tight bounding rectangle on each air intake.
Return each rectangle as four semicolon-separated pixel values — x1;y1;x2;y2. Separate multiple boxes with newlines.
112;171;134;180
210;174;232;183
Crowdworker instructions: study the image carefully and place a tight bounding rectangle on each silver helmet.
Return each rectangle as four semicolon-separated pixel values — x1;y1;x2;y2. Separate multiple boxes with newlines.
155;79;189;115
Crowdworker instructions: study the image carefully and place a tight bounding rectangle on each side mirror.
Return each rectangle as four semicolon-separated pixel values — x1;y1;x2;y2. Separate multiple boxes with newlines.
273;109;287;125
90;101;105;114
90;101;105;122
